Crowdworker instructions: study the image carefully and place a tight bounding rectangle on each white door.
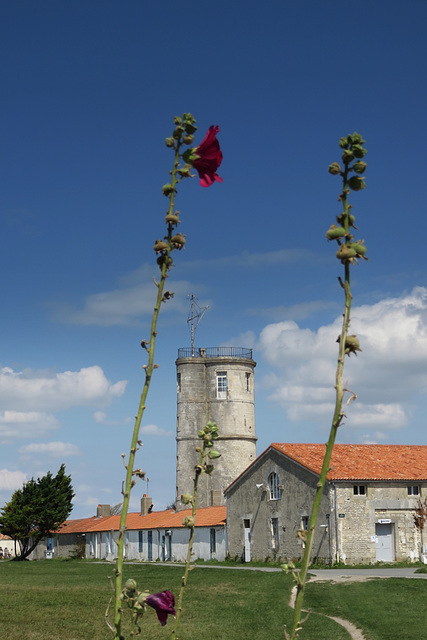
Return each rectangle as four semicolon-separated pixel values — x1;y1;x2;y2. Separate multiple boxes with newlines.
376;523;394;562
244;520;251;562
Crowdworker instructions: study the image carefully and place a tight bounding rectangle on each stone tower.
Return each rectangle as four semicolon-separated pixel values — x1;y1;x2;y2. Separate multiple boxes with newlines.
176;346;257;509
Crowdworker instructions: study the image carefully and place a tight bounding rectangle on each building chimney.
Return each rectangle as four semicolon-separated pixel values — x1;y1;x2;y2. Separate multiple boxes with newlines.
97;504;111;517
141;494;152;516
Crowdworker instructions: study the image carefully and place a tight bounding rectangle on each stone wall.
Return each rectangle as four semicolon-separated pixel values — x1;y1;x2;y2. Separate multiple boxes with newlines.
331;483;426;564
226;448;330;562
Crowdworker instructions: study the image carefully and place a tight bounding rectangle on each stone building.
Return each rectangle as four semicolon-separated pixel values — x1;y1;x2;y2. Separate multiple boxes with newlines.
175;346;257;509
225;443;427;564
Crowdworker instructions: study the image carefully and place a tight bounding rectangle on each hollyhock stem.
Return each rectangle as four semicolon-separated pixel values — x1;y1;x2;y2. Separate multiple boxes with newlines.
287;135;367;639
113;139;183;640
171;423;219;640
170;468;198;640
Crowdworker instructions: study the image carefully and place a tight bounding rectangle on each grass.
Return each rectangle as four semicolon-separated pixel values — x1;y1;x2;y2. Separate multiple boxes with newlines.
0;559;350;640
304;578;427;640
0;559;426;639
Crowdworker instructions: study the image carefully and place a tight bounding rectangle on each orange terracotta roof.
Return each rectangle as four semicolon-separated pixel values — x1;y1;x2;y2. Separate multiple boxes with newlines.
59;506;226;534
271;443;427;481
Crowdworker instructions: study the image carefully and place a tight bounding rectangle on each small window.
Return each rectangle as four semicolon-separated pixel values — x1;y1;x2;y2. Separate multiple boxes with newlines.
177;373;181;393
268;472;281;500
301;516;309;531
408;485;420;496
216;371;227;399
245;372;251;392
271;518;279;550
353;485;366;496
138;531;143;553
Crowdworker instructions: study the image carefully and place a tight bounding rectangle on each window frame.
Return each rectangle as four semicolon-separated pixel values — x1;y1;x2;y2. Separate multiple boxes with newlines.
353;484;367;496
268;472;281;500
408;485;420;496
216;371;227;399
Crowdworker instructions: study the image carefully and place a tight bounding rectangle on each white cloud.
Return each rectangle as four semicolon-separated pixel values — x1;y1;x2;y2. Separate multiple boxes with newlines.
0;468;26;491
19;442;82;457
140;424;172;437
257;287;427;436
0;411;60;443
0;365;127;412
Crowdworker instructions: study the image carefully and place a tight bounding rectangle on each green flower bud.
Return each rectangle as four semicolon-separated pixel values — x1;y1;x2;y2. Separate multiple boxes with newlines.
339;137;349;149
205;464;215;475
336;244;357;262
350;132;365;145
172;126;185;140
208;450;221;459
325;224;346;241
183;135;194;145
337;213;356;227
125;579;137;592
344;334;362;355
181;493;193;504
183;515;195;528
342;150;354;164
328;162;342;175
162;183;175;197
198;430;205;438
178;165;192;177
352;144;367;158
173;116;182;125
156;255;173;269
348;176;366;191
353;161;367;174
165;137;175;148
352;241;367;256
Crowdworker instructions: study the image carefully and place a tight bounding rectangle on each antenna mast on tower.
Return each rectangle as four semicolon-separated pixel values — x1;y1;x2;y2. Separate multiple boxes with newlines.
187;294;209;356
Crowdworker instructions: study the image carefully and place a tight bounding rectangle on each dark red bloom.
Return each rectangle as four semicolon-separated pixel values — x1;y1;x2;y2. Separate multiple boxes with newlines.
191;125;223;188
145;590;176;626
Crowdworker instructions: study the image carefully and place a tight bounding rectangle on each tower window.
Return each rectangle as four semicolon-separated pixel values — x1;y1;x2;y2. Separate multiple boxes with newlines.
216;371;227;399
268;472;281;500
177;373;181;393
245;372;251;392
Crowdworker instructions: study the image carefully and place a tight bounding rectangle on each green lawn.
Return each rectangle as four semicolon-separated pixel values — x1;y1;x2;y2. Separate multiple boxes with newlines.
304;577;427;640
0;560;425;639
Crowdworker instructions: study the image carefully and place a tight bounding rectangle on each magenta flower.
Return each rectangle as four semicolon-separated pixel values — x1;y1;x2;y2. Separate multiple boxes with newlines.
190;125;223;188
145;590;176;626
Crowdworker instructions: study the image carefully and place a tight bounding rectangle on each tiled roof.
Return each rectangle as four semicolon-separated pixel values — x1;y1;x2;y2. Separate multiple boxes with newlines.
271;443;427;481
58;505;226;535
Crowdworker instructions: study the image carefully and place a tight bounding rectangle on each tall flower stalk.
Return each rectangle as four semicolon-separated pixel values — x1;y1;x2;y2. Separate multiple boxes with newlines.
286;133;368;640
110;114;222;640
171;421;220;640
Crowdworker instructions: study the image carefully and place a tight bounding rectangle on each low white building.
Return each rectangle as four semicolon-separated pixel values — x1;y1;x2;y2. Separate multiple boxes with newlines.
32;500;227;562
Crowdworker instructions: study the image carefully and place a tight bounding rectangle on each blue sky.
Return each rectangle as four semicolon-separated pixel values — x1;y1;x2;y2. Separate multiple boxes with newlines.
2;1;427;518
